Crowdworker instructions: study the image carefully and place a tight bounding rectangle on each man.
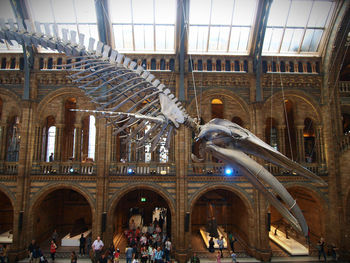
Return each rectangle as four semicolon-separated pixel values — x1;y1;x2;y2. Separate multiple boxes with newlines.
228;232;237;252
125;244;133;263
164;238;171;263
28;239;36;263
92;236;104;262
49;153;54;162
154;247;163;263
217;236;224;258
79;233;86;256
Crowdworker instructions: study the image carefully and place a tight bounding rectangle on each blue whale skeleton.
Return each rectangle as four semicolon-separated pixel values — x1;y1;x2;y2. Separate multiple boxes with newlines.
0;18;327;237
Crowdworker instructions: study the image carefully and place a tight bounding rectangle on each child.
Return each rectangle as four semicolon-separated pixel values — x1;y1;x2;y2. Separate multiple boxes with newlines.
230;251;237;263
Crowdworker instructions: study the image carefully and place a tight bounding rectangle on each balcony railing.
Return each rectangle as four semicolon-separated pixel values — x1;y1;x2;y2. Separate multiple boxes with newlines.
339;81;350;92
31;162;95;175
0;162;18;175
109;162;175;176
189;162;238;176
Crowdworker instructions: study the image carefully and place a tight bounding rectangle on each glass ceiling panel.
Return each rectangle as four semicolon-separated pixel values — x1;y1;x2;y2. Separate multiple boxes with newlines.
263;0;335;55
189;0;257;54
27;0;98;52
0;0;23;52
109;0;176;53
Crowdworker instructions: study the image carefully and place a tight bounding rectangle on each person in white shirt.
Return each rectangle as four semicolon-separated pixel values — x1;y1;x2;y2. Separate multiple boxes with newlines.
92;236;104;262
164;238;171;262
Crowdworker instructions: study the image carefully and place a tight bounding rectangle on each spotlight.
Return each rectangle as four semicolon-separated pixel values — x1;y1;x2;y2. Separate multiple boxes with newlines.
225;167;233;176
127;168;134;174
69;168;74;173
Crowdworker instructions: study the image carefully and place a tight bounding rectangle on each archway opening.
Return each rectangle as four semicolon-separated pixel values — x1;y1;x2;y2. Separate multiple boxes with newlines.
113;189;172;251
33;189;92;251
269;186;324;255
0;191;13;246
191;189;250;256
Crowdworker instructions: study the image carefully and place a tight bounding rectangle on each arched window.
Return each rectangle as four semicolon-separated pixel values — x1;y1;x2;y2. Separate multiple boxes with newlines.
63;98;76;161
211;99;223;119
88;116;96;160
6;116;20;162
42;116;56;162
284;100;297;160
265;117;278;150
82;115;96;161
304;118;315;163
232;116;244;127
46;126;56;162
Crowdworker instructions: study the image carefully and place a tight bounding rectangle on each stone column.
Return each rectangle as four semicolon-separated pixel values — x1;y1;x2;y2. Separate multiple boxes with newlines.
316;125;326;164
277;125;286;155
174;125;189;263
54;124;64;161
0;122;7;160
32;125;42;161
74;124;82;161
296;125;305;162
94;118;108;240
11;101;35;257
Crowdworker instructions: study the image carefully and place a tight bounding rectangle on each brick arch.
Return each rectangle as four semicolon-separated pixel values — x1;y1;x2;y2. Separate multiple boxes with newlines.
0;88;22;121
107;182;175;219
188;183;254;215
188;183;257;253
188;88;250;125
27;182;96;238
263;90;322;125
37;87;95;122
0;184;16;209
282;183;327;240
284;182;328;209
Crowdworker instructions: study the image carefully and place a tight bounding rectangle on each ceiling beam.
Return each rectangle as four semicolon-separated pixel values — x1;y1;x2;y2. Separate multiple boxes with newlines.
251;0;272;102
94;0;112;46
176;0;189;102
10;0;34;100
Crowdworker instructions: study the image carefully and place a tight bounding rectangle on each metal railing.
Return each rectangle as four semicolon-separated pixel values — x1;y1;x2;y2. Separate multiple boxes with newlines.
109;162;175;176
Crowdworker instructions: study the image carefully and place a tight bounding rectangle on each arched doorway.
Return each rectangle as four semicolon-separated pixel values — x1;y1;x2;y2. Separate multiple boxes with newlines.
269;186;324;255
32;189;92;250
112;189;172;251
191;189;251;256
0;191;14;247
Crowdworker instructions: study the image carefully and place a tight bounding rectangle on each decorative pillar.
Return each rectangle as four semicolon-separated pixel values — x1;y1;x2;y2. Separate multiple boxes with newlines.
316;125;326;164
32;125;43;161
54;124;64;161
74;124;82;161
277;125;286;155
0;122;7;160
296;125;305;162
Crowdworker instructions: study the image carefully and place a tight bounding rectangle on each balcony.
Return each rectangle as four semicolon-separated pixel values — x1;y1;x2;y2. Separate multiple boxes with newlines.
0;162;18;175
31;161;95;176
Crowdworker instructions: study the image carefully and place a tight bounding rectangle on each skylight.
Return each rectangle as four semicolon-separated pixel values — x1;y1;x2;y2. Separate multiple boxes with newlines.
188;0;257;54
0;0;23;52
262;0;335;55
27;0;98;52
109;0;176;53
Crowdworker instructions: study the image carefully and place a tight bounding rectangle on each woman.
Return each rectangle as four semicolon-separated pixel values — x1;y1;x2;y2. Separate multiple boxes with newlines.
141;246;148;263
71;251;77;263
208;237;215;253
50;240;57;262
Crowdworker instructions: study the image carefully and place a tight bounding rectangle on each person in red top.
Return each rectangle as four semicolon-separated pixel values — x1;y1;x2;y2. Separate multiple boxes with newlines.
50;240;57;262
114;248;120;263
